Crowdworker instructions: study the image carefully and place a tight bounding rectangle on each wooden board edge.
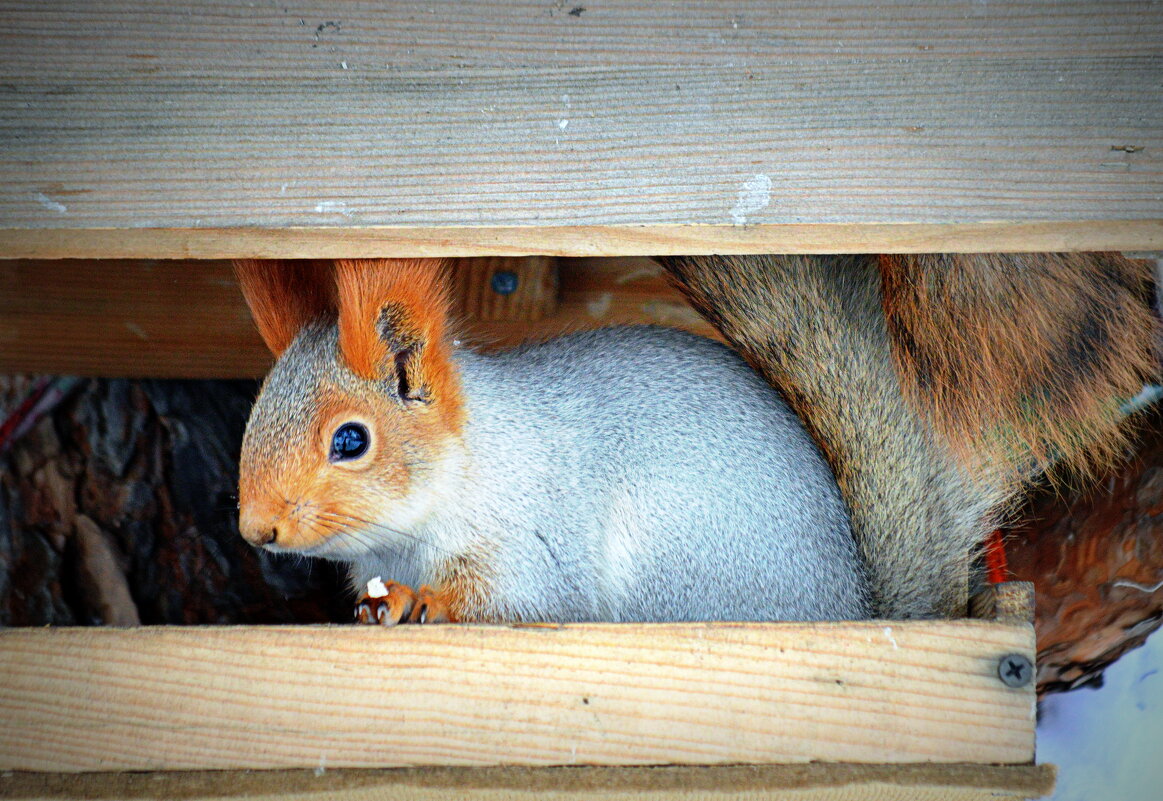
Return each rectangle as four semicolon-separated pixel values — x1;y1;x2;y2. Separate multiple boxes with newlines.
1;221;1161;259
0;763;1058;800
0;618;1036;637
0;621;1037;772
969;583;1035;626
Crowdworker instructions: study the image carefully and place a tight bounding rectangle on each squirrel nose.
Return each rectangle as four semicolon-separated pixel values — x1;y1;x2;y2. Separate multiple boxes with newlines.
252;526;278;547
238;510;280;547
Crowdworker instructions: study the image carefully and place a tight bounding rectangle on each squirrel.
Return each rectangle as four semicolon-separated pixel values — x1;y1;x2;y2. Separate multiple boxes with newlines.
657;253;1159;618
232;258;871;624
234;252;1158;623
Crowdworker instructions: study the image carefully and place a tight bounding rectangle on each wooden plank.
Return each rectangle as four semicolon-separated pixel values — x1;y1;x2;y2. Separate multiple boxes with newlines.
0;259;265;378
3;1;1157;68
454;256;558;322
0;621;1036;772
0;764;1059;801
0;257;716;378
969;583;1035;627
1;223;1161;260
0;1;1160;258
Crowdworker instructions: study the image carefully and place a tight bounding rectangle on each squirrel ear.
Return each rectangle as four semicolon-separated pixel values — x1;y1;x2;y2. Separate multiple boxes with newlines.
333;258;456;403
233;259;337;356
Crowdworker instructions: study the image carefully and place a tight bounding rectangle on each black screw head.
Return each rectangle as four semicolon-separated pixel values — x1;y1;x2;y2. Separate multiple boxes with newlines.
490;270;519;295
998;653;1034;688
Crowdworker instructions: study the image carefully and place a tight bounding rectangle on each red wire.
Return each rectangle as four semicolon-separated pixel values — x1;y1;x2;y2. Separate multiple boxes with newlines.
985;529;1008;584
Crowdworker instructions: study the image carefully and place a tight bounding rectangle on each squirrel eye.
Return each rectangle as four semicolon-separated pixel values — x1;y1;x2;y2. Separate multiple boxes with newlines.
330;422;369;462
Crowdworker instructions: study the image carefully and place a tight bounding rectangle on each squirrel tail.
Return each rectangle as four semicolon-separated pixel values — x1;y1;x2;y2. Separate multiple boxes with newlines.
879;253;1158;481
658;254;1158;618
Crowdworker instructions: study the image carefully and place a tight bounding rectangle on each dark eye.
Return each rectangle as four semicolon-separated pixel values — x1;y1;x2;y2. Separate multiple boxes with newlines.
330;422;369;462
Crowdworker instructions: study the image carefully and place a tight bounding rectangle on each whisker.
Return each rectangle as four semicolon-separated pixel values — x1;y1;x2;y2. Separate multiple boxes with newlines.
241;478;466;564
308;509;457;560
334;513;457;559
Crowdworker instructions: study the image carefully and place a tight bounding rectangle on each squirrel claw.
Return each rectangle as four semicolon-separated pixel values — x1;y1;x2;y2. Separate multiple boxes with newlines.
354;581;452;626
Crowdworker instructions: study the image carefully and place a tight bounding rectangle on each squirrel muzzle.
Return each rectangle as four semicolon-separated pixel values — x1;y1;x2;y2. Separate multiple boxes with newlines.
238;499;283;548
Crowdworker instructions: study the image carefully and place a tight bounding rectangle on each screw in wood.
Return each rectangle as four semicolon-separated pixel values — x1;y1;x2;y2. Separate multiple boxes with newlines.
997;653;1034;688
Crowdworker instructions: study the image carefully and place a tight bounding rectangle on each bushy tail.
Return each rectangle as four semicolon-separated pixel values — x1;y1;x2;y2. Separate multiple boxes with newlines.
658;254;1158;618
880;253;1158;481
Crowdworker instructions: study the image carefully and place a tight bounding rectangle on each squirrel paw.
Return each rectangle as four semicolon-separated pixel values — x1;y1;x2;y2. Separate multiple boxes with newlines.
355;581;452;626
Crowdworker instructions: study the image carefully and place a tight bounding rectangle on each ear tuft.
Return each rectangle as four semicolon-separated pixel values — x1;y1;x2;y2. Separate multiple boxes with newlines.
233;259;336;355
334;259;457;405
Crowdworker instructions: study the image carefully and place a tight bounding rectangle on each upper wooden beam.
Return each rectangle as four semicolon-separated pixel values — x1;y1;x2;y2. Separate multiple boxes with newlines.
0;1;1160;258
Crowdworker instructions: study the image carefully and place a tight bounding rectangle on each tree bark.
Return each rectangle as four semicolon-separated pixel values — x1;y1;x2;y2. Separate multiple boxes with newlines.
1006;405;1163;694
0;377;346;626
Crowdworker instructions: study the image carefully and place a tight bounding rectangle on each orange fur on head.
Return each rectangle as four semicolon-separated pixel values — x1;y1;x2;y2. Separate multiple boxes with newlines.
233;259;337;355
334;258;461;417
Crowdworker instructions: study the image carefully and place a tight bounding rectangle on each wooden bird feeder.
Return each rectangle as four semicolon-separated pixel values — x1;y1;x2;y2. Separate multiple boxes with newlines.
3;1;1161;798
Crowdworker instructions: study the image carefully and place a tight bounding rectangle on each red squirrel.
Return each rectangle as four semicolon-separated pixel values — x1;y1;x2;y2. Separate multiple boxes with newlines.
233;258;870;624
233;252;1157;622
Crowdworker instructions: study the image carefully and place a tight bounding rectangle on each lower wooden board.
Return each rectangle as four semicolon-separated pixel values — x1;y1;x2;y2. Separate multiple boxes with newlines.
0;763;1058;801
0;622;1035;773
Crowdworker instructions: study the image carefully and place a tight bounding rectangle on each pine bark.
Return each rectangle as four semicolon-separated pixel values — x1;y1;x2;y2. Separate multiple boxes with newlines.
0;377;346;626
1006;406;1163;694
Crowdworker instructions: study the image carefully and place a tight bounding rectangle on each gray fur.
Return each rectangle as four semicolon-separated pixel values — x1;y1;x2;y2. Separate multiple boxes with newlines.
253;325;871;622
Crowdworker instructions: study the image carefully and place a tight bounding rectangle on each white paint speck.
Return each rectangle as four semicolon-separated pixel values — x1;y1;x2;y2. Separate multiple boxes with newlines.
644;300;708;329
315;200;352;216
586;292;612;319
882;626;899;650
341;61;348;69
124;322;149;341
729;173;772;225
34;192;67;214
366;576;389;598
558;119;569;130
314;753;326;777
615;263;663;285
279;183;289;195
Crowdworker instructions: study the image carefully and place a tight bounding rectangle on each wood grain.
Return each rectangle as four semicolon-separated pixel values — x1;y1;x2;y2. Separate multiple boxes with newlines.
0;764;1058;801
454;256;558;322
969;583;1035;627
3;1;1157;69
0;621;1036;772
0;257;717;377
0;1;1159;257
1;223;1161;260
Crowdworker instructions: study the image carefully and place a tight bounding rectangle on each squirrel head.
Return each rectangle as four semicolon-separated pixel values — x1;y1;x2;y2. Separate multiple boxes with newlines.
233;258;464;558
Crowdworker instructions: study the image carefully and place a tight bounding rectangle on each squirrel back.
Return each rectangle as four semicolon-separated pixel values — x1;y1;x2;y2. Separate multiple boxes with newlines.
234;258;870;623
658;253;1159;618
